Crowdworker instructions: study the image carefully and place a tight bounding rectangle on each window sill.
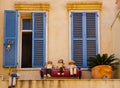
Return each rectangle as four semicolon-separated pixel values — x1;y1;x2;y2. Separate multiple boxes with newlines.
80;68;89;71
17;68;41;71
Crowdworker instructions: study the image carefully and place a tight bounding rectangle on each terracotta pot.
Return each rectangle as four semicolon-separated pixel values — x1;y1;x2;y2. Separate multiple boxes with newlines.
91;65;112;79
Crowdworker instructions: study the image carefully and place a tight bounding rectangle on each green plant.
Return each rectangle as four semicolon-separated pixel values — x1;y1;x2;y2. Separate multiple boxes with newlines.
88;53;120;70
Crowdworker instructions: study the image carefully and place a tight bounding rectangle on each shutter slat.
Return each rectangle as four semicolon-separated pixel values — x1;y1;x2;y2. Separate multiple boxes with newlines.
72;13;83;67
86;13;96;38
32;12;46;68
87;40;96;59
73;13;83;38
34;13;44;38
34;40;43;66
73;40;83;66
4;10;18;67
86;13;98;60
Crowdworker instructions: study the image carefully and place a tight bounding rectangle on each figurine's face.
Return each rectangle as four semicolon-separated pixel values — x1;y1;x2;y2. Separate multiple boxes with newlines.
47;61;52;64
58;59;63;63
12;69;17;73
69;60;75;65
69;63;74;65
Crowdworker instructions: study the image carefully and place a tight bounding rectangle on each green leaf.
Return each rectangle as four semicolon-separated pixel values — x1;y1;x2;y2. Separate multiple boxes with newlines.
87;53;120;70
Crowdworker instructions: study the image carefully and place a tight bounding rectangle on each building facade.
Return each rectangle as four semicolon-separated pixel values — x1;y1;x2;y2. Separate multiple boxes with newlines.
0;0;120;81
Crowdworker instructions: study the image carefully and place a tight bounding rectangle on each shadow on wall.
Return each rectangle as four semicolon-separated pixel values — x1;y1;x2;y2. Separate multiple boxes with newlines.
113;65;120;79
116;0;120;9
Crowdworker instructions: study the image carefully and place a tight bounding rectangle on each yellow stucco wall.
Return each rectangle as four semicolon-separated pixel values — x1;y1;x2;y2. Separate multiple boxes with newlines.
112;11;120;59
0;0;119;78
111;11;120;78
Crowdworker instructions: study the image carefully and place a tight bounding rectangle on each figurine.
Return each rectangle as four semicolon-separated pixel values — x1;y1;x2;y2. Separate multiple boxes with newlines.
69;60;77;77
57;59;65;75
6;40;14;51
8;69;19;88
44;61;53;77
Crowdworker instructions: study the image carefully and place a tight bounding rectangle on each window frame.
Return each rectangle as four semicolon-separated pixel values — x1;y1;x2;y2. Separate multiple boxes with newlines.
69;10;100;68
18;11;48;69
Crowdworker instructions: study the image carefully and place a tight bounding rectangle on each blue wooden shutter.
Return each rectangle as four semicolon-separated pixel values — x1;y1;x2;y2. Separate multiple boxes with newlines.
71;13;83;67
71;12;98;67
3;10;18;67
32;12;46;68
86;13;98;61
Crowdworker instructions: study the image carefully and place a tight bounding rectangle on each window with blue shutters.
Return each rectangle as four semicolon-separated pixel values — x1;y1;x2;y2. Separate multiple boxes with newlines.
71;12;99;68
21;12;46;68
4;11;46;68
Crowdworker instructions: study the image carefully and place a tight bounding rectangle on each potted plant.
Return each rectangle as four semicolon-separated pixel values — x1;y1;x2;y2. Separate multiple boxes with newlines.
88;53;120;79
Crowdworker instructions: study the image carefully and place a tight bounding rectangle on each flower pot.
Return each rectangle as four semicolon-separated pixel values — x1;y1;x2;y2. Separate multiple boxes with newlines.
91;65;112;79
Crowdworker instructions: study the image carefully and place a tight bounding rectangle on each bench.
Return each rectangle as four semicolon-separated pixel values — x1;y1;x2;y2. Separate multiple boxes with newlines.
40;68;81;79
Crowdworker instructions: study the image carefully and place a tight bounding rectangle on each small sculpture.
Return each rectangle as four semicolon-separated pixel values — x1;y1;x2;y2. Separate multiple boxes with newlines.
6;40;14;51
69;60;77;77
57;59;65;75
44;61;54;77
8;69;19;88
